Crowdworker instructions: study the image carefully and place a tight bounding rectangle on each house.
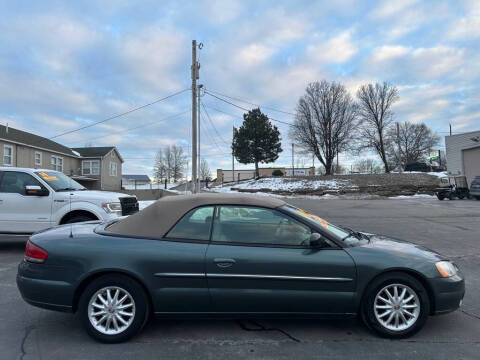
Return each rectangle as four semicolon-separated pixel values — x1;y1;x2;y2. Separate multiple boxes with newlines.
445;130;480;186
0;124;123;190
71;147;123;191
122;174;151;188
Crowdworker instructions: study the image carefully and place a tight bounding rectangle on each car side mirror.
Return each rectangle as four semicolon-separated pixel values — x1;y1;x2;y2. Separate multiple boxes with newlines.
309;232;328;248
25;185;49;196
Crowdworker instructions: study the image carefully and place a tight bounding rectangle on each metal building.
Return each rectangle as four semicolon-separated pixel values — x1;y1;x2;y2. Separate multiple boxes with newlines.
445;130;480;186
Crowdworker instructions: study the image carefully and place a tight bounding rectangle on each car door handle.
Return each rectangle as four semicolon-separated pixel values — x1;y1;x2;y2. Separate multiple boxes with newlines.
214;258;236;268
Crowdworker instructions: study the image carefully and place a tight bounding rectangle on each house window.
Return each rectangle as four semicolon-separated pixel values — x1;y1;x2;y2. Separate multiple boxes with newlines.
109;162;117;177
82;160;100;175
3;145;13;166
35;152;42;166
51;156;63;172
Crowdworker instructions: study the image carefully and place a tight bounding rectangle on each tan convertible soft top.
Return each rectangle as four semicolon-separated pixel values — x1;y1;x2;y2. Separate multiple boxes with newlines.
107;193;285;238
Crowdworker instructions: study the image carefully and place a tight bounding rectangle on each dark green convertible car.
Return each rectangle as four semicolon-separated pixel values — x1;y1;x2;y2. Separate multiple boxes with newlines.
17;194;464;343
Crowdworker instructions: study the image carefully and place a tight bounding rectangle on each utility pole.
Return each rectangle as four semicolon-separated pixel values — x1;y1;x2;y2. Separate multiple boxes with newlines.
197;84;202;192
396;122;401;170
232;125;235;183
291;143;294;177
191;40;198;194
449;124;452;136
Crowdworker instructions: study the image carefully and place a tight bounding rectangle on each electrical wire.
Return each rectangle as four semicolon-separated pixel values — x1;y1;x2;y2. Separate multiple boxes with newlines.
206;88;296;116
49;88;191;140
204;90;294;127
201;103;230;145
69;110;190;145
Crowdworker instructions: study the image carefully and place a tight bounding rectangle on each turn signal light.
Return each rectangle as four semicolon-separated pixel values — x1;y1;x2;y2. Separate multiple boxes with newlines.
25;240;48;264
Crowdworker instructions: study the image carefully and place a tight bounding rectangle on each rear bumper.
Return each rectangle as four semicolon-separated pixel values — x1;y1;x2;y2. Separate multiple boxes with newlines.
16;261;74;313
430;274;465;315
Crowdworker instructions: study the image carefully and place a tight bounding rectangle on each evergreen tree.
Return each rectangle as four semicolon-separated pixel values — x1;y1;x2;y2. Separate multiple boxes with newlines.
232;108;282;178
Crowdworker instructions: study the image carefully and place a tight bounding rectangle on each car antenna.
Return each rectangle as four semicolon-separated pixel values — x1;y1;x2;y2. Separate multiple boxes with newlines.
69;173;73;238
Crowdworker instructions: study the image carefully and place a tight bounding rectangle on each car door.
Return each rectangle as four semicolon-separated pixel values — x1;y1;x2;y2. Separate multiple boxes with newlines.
205;205;357;314
0;171;52;233
150;206;214;312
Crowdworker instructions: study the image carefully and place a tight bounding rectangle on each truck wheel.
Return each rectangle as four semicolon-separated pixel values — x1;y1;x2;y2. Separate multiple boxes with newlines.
457;194;465;200
79;274;149;343
475;196;480;201
65;215;97;224
436;193;445;200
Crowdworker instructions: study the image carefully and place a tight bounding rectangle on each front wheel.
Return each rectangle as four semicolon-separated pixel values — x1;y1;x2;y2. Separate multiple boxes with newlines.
436;192;445;200
79;274;150;343
362;272;430;338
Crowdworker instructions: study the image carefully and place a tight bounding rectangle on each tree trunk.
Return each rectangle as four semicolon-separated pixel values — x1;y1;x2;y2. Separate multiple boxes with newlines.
254;161;259;179
324;159;332;175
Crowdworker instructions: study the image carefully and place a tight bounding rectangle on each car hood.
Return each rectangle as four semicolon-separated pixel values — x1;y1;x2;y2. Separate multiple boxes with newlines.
350;234;447;263
57;190;134;202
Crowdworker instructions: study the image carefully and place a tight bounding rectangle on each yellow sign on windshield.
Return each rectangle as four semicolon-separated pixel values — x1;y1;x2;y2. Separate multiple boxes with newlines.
295;209;329;229
38;172;58;182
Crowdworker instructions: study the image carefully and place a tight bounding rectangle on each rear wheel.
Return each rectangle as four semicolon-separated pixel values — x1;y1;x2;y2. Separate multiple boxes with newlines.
475;196;480;201
79;274;149;343
436;193;445;200
362;272;430;338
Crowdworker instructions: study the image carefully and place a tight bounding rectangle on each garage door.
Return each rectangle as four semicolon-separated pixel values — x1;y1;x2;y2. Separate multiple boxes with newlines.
463;146;480;187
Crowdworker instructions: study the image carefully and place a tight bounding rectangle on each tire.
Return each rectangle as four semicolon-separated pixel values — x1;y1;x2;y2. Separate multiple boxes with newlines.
457;194;465;200
78;274;150;343
436;193;445;200
475;196;480;201
65;215;97;224
362;272;430;339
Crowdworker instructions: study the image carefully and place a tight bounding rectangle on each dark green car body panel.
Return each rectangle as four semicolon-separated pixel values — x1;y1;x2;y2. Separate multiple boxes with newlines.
17;209;465;317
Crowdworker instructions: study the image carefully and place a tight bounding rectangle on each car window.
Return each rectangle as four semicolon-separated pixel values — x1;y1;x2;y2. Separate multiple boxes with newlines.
212;206;311;246
0;172;44;195
165;206;214;241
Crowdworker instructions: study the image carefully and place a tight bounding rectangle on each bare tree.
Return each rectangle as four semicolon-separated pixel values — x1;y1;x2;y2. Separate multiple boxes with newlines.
291;80;358;175
386;121;440;169
171;145;187;183
357;82;399;173
353;158;383;174
199;158;211;181
152;148;167;183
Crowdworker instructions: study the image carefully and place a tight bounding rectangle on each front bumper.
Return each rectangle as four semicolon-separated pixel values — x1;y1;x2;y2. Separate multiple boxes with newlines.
430;274;465;315
16;261;74;313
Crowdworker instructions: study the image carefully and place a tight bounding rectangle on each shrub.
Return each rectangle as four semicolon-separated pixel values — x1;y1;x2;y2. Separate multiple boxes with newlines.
272;169;284;177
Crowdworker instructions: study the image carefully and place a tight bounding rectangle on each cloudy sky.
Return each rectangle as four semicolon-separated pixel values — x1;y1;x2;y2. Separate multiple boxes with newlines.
1;0;479;176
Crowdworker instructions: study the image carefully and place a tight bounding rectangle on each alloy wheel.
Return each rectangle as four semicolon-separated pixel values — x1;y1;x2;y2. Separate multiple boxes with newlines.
88;286;136;335
373;283;420;331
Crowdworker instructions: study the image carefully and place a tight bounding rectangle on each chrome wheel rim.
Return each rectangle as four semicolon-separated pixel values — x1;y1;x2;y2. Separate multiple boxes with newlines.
374;283;420;331
88;286;136;335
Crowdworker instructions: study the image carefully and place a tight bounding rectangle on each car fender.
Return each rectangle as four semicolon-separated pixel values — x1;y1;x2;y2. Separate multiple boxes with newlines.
53;201;106;225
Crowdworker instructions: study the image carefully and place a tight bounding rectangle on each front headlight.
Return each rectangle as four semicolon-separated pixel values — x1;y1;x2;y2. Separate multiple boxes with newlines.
435;261;457;278
102;202;122;214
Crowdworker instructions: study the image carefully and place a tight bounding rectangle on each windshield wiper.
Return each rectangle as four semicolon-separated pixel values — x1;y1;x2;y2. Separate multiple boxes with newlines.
56;187;83;192
341;227;369;241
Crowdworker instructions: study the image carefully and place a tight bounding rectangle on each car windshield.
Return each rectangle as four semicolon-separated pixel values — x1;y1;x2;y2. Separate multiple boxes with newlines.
283;205;364;245
35;171;86;191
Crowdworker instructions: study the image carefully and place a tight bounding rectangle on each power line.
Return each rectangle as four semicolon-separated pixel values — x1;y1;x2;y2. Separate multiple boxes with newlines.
49;88;191;140
206;88;296;116
201;103;230;145
204;90;294;127
69;110;190;145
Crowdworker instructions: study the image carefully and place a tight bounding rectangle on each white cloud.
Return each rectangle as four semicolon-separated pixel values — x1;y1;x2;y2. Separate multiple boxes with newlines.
307;30;357;64
370;0;419;19
235;43;275;67
448;0;480;40
371;45;410;62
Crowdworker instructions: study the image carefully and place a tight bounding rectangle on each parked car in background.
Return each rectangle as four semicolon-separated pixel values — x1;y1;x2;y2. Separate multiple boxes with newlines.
0;167;138;234
17;193;464;343
404;162;443;172
470;176;480;200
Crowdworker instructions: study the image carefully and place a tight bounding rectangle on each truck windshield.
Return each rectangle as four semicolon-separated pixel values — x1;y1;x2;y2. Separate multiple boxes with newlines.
35;171;86;191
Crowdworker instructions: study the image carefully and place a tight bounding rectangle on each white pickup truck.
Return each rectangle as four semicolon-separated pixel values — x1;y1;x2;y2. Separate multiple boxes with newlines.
0;167;138;234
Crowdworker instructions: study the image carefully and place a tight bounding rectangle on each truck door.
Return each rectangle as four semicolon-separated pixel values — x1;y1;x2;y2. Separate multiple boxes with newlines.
0;171;52;233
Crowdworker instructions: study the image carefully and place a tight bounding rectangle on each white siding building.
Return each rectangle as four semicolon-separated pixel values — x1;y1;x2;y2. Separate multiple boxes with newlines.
445;130;480;186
